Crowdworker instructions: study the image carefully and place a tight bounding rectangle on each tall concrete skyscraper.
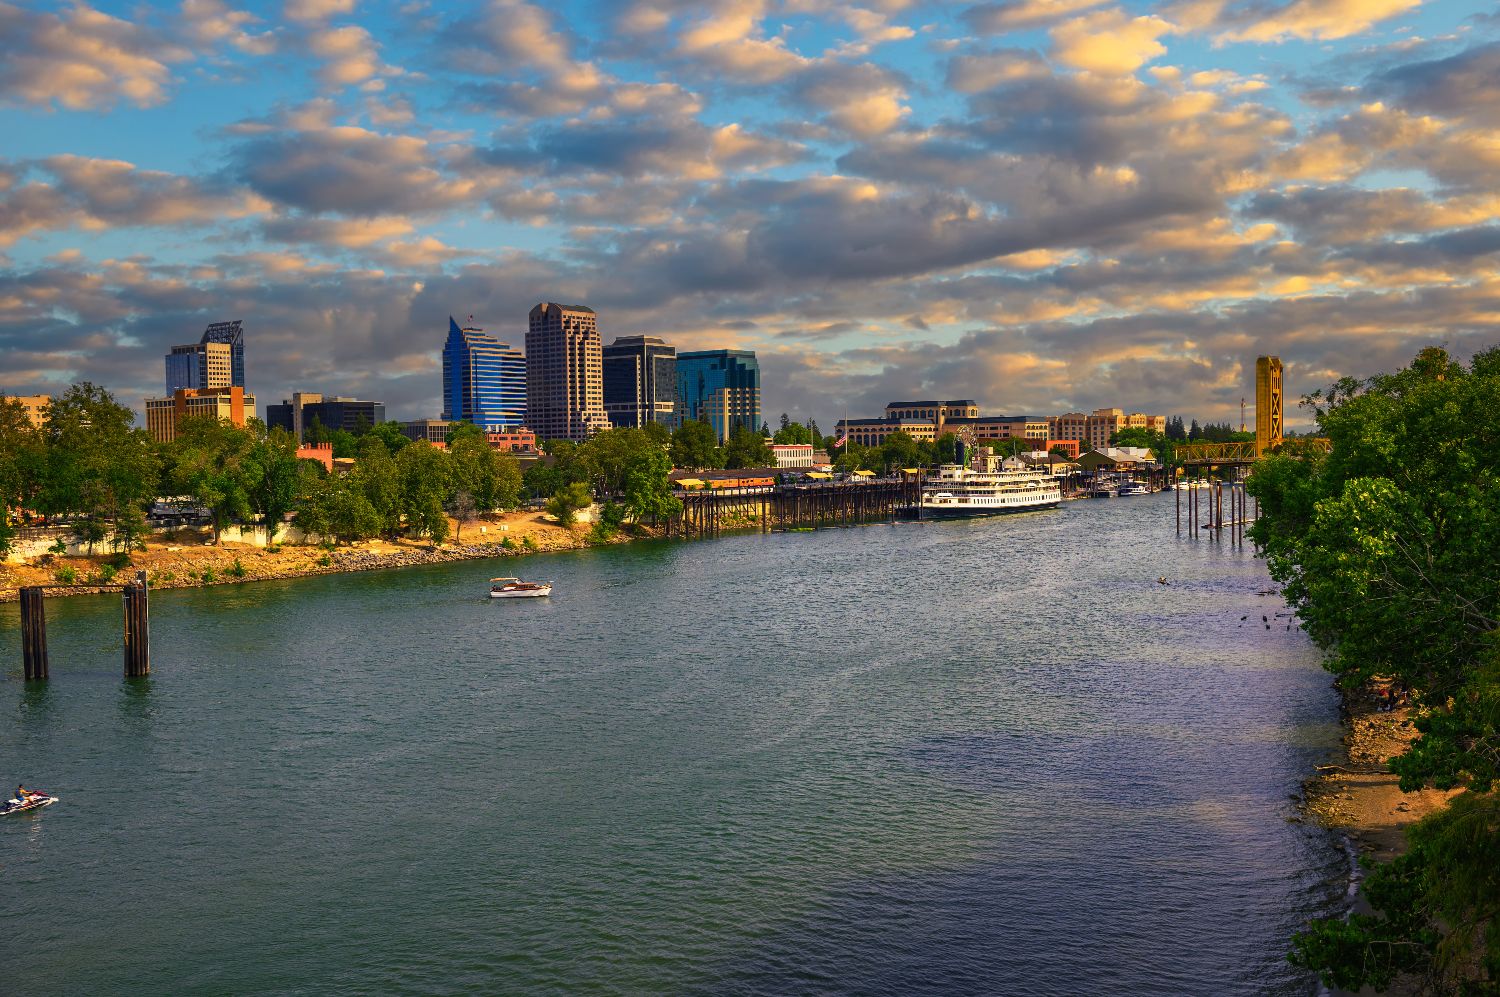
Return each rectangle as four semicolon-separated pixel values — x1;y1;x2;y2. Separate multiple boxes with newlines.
602;335;676;429
164;320;245;394
676;350;761;443
526;302;610;442
442;316;526;430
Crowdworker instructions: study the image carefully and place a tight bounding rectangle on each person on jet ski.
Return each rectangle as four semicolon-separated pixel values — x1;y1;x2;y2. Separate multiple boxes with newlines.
15;784;36;804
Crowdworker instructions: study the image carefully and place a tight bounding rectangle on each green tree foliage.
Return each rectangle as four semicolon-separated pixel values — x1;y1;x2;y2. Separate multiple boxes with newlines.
576;427;653;496
0;397;45;557
1110;427;1173;466
353;436;402;535
246;427;301;543
877;431;925;473
295;472;381;545
169;416;258;543
366;421;411;454
722;424;773;469
932;432;959;465
773;420;813;445
448;423;505;510
620;444;681;523
670;419;723;470
395;441;451;542
329;428;359;458
546;480;593;526
40;383;159;554
1250;347;1500;992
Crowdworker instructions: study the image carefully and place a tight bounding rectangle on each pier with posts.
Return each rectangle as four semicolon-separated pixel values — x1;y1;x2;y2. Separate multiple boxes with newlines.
670;478;922;540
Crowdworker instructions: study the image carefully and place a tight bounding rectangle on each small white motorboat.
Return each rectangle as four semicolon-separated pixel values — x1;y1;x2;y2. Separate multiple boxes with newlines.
490;577;552;599
2;793;57;816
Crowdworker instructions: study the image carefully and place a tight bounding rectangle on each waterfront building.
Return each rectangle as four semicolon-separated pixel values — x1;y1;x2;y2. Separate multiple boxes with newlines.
443;316;527;431
145;386;255;443
4;394;50;428
1076;446;1157;471
883;400;978;436
944;415;1049;441
1049;409;1165;450
1048;412;1088;443
1045;439;1082;459
676;349;760;443
834;417;936;447
603;335;676;429
770;443;815;468
165;320;245;393
526;303;610;442
267;394;385;440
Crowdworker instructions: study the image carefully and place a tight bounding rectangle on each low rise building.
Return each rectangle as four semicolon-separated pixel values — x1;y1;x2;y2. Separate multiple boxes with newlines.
486;429;538;453
145;386;255;443
883;400;978;435
402;419;451;444
770;443;815;468
835;417;937;447
296;442;335;472
267;394;386;440
945;414;1049;441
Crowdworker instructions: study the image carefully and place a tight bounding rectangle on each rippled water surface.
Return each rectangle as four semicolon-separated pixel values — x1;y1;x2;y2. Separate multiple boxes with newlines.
2;494;1345;994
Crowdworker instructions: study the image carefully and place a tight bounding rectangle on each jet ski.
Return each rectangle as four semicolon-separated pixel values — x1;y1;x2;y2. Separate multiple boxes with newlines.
2;793;57;815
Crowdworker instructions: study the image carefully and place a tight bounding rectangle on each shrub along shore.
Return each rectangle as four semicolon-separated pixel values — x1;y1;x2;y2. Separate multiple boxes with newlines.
1251;347;1499;995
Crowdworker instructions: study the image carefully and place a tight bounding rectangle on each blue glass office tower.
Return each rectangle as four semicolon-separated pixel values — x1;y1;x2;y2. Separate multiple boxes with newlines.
675;350;761;443
442;317;526;430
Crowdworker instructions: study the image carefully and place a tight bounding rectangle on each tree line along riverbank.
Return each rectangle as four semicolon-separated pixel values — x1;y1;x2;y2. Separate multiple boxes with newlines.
1250;346;1500;995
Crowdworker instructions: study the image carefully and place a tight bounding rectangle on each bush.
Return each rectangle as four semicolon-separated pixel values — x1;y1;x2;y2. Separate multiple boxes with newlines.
317;554;331;567
199;566;215;585
228;558;246;578
53;566;77;585
500;536;516;550
96;564;117;584
523;535;538;551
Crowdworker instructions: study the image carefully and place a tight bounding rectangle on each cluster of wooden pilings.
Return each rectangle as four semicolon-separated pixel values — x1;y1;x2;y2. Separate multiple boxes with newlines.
1176;471;1258;547
670;479;921;540
14;571;151;681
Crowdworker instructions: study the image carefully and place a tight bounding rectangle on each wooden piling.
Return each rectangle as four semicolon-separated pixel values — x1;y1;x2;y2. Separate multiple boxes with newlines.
20;586;49;681
123;571;150;677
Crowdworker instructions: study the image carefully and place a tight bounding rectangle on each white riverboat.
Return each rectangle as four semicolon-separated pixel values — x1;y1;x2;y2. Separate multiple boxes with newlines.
490;577;552;599
919;448;1062;519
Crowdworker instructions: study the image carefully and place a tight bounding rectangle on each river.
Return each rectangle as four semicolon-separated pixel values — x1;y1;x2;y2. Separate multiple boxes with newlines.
2;493;1346;995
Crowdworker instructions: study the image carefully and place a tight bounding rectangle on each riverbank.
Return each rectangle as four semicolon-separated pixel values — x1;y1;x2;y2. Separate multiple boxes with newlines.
0;510;643;602
1301;684;1456;863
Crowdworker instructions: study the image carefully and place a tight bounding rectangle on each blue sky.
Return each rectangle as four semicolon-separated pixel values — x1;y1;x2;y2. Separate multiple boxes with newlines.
2;0;1497;429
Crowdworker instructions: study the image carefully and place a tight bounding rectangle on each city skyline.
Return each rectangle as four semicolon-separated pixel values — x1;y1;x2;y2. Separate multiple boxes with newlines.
3;2;1495;429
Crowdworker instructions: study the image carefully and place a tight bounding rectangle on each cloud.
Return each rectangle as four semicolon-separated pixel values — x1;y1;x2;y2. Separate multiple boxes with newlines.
1050;9;1174;76
945;49;1050;92
792;62;910;136
1374;41;1500;125
231;126;476;215
0;1;183;110
1175;0;1423;44
964;0;1113;33
284;0;356;22
0;156;270;247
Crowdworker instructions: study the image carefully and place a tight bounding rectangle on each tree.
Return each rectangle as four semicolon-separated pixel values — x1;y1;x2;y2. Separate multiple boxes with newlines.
1110;427;1173;467
395;441;451;542
0;397;45;558
354;435;401;536
879;431;924;473
620;444;681;524
296;473;381;545
808;418;822;449
329;428;359;458
40;383;159;554
670;419;722;470
366;421;411;454
723;424;774;469
546;481;593;526
576;427;652;496
773;421;813;446
641;420;671;446
448;489;477;541
246;426;301;544
932;432;959;465
169;416;258;544
1251;347;1500;992
449;423;503;510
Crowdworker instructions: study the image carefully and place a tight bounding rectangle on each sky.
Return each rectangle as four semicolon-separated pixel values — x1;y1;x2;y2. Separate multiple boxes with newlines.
1;0;1497;431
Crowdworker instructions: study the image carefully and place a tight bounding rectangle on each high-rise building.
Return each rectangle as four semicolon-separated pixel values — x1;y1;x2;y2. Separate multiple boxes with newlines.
266;394;386;440
526;303;610;442
602;335;676;429
165;321;245;393
145;387;255;443
442;316;526;430
676;350;761;444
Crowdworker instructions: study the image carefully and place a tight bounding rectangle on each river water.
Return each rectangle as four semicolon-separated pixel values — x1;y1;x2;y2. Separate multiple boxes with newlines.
2;493;1345;995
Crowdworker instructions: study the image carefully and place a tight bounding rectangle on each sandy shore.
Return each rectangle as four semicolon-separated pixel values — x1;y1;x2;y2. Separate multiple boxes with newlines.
0;511;643;602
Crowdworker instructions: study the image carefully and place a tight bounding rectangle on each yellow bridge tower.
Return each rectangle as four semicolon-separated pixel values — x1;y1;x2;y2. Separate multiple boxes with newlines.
1255;356;1283;457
